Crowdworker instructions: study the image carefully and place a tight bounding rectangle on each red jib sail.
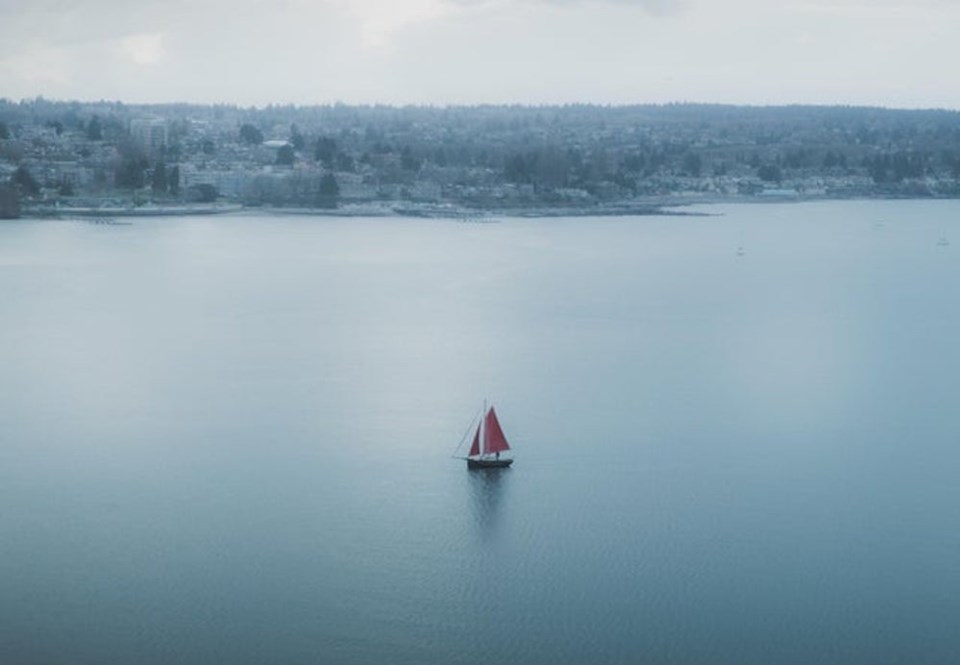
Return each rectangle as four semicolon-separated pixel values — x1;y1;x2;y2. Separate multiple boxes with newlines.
482;406;511;455
468;422;481;457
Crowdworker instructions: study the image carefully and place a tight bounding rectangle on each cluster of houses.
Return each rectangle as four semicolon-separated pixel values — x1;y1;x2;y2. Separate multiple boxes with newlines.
4;102;960;216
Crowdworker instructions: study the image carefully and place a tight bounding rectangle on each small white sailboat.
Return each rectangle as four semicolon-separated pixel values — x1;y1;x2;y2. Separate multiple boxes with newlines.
937;233;949;247
456;403;514;469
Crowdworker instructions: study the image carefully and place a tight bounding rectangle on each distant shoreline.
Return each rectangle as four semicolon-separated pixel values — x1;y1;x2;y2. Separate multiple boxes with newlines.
23;200;704;220
18;193;959;222
25;204;244;218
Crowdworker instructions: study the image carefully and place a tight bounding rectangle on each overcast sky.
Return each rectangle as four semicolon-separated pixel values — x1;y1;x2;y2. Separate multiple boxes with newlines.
0;0;956;108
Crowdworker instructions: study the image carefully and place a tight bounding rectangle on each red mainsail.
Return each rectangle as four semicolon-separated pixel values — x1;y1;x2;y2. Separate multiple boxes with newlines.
482;406;511;455
468;422;481;457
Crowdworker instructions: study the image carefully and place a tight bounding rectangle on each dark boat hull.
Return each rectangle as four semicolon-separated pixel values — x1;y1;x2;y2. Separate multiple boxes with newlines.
467;458;513;469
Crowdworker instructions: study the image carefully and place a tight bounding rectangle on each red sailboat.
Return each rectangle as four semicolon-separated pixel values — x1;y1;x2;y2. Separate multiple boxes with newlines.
461;403;514;469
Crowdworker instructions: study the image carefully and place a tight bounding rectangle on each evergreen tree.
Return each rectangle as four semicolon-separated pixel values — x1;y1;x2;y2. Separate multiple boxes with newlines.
316;173;339;208
504;153;531;183
168;166;180;196
0;183;20;218
152;160;168;194
290;124;305;150
757;164;782;183
115;140;149;189
682;152;702;177
315;137;337;167
401;146;421;172
239;123;263;145
336;152;356;172
276;144;295;166
86;115;103;141
12;166;41;196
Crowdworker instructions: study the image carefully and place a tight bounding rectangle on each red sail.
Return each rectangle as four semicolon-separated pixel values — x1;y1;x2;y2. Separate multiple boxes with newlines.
468;422;481;457
482;406;511;455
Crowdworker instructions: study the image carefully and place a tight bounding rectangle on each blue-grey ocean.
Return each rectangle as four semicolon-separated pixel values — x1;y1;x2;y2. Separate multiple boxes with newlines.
2;200;959;665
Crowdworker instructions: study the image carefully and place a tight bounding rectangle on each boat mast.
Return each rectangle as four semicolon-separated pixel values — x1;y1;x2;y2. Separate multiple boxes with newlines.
480;398;490;458
481;398;487;459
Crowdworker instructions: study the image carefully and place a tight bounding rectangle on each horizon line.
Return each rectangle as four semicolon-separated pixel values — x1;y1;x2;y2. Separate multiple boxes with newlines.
4;97;960;115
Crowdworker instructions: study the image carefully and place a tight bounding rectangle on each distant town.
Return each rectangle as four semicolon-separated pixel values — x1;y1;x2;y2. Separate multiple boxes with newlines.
3;99;960;219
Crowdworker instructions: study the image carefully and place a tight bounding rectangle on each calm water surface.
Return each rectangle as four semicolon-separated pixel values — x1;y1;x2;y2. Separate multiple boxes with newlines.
2;201;960;664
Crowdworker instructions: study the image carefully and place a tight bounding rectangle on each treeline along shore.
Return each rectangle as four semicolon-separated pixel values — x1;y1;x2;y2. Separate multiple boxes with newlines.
4;99;960;219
